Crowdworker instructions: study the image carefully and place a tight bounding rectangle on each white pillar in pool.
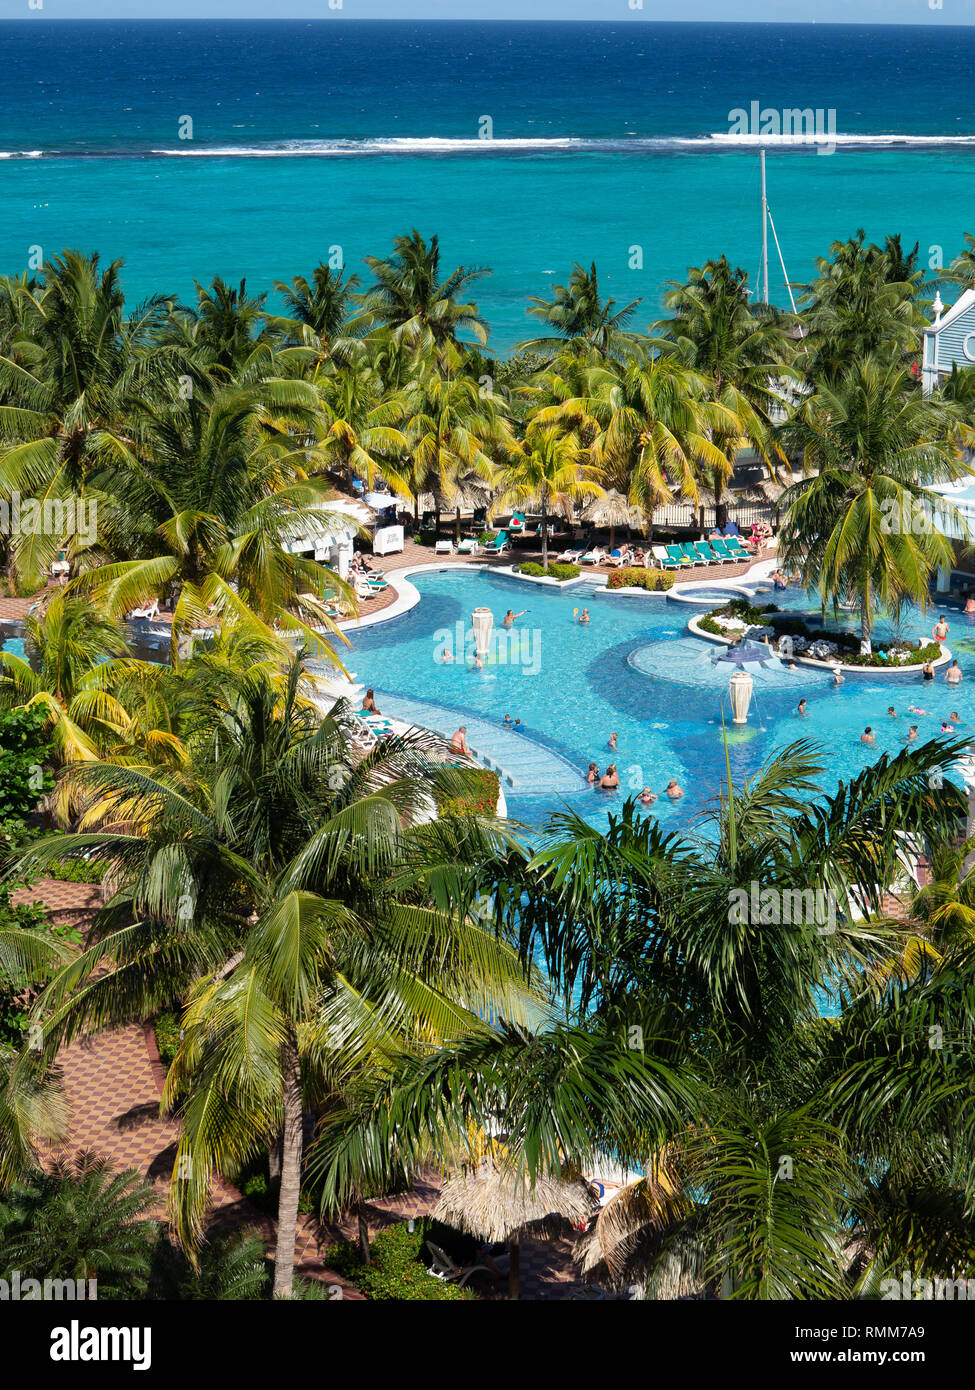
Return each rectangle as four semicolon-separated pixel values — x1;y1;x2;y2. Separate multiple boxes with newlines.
936;564;951;594
472;606;493;662
728;670;754;724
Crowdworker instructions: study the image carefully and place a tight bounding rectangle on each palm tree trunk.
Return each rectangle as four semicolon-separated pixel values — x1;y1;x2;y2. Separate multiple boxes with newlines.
860;585;872;655
508;1239;520;1300
272;1035;303;1298
356;1202;371;1265
455;507;461;545
541;493;549;569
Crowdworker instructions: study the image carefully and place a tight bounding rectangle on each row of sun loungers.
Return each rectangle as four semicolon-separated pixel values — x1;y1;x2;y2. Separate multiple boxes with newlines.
554;537;754;568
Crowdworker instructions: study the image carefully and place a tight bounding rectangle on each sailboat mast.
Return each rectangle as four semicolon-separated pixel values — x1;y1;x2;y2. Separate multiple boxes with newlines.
760;147;769;306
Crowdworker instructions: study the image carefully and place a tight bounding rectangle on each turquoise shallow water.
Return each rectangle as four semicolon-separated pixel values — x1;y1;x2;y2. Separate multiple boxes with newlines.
345;571;975;830
5;21;975;349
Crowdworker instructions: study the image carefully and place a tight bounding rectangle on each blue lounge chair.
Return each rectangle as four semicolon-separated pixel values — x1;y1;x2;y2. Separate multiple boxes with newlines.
677;542;707;568
482;531;510;555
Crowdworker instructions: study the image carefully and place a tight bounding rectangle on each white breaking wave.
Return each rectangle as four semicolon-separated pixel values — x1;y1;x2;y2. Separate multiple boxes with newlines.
4;133;975;159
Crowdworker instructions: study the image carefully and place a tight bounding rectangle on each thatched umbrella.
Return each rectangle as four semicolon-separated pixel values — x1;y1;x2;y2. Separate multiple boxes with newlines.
579;490;639;549
434;1164;599;1299
417;477;495;541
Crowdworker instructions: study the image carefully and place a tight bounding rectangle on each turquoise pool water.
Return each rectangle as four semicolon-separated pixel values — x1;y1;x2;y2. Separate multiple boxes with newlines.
1;638;26;661
346;570;975;831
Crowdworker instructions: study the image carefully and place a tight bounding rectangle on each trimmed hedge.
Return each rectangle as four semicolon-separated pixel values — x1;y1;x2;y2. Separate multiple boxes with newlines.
606;568;676;591
516;561;581;580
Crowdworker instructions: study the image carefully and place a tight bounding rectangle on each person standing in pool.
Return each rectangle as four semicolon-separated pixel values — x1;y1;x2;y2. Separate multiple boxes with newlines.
861;727;876;745
502;608;527;628
599;764;619;789
608;732;618;751
797;699;807;718
922;660;935;682
578;608;591;624
665;778;684;800
587;762;600;784
946;660;963;686
906;725;919;743
933;616;950;643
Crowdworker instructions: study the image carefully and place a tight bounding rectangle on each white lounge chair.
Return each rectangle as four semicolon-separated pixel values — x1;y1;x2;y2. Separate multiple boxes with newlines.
434;539;455;555
456;537;481;554
651;545;681;571
424;1242;494;1287
557;546;584;562
353;578;380;602
604;549;633;568
127;600;160;621
580;548;607;566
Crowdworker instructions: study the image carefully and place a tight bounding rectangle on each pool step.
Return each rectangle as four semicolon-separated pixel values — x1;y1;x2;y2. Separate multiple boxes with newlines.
375;692;585;794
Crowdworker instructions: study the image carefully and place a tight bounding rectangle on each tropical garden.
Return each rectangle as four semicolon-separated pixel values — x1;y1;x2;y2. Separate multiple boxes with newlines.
2;228;975;1297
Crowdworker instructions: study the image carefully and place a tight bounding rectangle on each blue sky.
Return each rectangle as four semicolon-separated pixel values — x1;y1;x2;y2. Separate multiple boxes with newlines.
3;1;974;23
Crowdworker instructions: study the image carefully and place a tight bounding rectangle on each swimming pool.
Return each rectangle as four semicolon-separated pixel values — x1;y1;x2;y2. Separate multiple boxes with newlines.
345;569;975;831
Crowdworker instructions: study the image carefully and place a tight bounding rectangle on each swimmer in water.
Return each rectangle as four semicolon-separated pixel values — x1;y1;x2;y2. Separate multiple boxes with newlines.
906;725;919;743
887;706;898;719
797;699;807;718
861;726;876;745
578;608;591;625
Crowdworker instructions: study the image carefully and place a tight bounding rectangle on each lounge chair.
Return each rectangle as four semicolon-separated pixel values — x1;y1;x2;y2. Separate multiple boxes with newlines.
581;547;608;566
508;511;527;533
127;599;160;621
651;545;681;570
471;507;488;531
456;537;481;554
605;548;632;568
677;542;707;568
724;536;753;559
434;539;454;555
353;578;380;602
707;536;732;562
665;544;695;568
424;1242;494;1287
557;546;585;562
482;531;509;555
693;541;723;566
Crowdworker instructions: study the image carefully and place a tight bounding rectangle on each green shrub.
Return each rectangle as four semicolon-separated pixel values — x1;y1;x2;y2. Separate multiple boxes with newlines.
606;568;676;591
697;613;724;636
0;707;54;823
516;561;581;580
433;767;500;818
45;857;104;885
324;1219;477;1301
478;530;498;545
153;1010;182;1070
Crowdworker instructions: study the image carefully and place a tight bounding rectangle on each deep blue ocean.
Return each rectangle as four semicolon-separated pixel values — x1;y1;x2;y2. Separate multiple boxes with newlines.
3;19;975;348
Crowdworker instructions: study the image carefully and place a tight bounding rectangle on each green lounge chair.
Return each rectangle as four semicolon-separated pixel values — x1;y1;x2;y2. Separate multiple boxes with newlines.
693;540;724;565
651;545;680;570
678;542;707;568
482;530;510;555
665;544;695;568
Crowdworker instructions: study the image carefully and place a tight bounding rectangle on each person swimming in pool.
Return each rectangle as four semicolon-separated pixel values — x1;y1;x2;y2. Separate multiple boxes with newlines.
797;699;807;718
906;725;919;743
887;706;898;719
951;711;961;723
502;608;527;627
666;778;684;800
861;727;876;745
640;787;658;806
578;608;591;624
922;661;935;682
946;660;963;686
599;764;619;789
587;762;600;784
503;713;512;725
608;732;618;751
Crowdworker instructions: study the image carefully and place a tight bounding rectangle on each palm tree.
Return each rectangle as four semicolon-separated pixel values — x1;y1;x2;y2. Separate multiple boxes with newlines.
270;264;362;354
651;256;793;523
73;381;350;661
0;1152;159;1299
521;262;643;360
15;655;536;1297
403;368;516;532
777;359;966;652
946;233;975;292
360;231;490;363
0;592;147;766
590;355;735;530
496;426;603;567
799;230;928;385
0;250;184;589
309;358;410;495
